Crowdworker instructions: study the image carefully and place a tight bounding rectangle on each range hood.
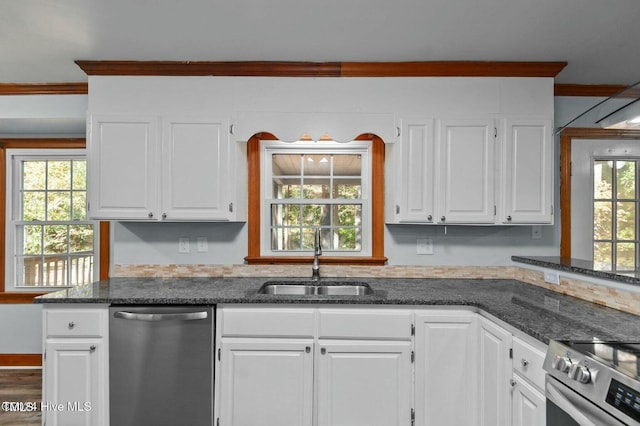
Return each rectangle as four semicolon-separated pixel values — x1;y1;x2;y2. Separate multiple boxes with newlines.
556;80;640;134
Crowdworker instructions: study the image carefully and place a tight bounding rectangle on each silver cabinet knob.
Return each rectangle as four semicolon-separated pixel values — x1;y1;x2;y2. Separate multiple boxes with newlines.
305;346;311;353
507;216;512;222
521;358;529;367
162;213;167;219
440;216;446;222
68;321;75;329
427;214;433;222
321;348;326;355
148;212;154;219
510;378;517;387
89;345;96;352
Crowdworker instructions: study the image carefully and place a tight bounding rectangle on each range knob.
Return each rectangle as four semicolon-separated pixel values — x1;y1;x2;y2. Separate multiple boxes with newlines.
552;355;572;373
568;363;591;384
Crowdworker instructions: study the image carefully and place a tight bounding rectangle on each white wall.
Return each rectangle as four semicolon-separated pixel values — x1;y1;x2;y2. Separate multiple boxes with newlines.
0;90;604;357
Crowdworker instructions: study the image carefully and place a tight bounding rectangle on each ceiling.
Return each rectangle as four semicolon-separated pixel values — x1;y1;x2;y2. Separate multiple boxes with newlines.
1;0;640;85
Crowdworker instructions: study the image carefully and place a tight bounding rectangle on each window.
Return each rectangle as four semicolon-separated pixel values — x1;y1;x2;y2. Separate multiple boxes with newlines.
246;134;386;265
593;159;639;272
5;149;98;291
263;141;370;256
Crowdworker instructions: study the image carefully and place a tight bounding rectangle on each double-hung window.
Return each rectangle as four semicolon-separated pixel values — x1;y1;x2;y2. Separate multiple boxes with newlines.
262;140;371;256
5;149;98;291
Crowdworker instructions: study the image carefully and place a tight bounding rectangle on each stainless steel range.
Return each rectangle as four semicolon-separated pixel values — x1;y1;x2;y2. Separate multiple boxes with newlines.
543;340;640;425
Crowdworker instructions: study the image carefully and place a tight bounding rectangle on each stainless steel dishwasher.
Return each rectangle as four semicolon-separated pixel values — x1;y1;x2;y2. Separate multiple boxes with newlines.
109;306;214;426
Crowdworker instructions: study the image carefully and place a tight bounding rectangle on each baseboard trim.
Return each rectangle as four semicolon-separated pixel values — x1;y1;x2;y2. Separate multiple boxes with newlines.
0;354;42;367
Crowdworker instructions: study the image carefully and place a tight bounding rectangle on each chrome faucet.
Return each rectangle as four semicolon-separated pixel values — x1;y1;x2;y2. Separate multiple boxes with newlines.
312;227;322;281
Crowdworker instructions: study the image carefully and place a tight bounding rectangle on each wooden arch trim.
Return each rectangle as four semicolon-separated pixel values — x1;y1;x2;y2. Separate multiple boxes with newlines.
559;128;640;258
244;133;387;265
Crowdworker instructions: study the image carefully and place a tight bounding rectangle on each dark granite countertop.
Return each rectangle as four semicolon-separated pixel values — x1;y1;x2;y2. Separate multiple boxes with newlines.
35;277;640;345
512;255;640;286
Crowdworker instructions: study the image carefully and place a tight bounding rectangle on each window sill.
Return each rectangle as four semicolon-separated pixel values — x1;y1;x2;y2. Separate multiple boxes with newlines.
0;292;47;304
244;256;388;266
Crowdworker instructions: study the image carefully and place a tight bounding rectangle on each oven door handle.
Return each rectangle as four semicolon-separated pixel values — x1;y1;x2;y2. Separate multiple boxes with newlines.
546;380;624;426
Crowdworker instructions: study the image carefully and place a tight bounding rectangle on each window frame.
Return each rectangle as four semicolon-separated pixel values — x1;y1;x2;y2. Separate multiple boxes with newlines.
261;140;372;257
0;139;110;302
245;133;387;265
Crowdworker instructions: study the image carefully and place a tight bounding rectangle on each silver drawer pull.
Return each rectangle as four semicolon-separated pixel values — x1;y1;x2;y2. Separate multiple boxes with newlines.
89;345;96;352
521;358;529;367
114;311;208;321
68;321;75;329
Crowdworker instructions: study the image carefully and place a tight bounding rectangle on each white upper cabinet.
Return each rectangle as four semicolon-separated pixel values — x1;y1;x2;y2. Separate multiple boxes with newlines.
88;115;158;220
392;118;435;223
161;116;230;220
499;118;553;224
88;114;239;221
437;119;496;224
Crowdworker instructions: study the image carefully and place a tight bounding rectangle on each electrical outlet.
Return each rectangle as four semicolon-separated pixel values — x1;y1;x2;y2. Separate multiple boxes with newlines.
531;225;542;240
178;237;190;253
197;237;208;252
544;271;560;285
417;238;433;255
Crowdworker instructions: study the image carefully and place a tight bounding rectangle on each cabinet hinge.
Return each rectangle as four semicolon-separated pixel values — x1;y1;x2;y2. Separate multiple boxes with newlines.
43;351;46;361
410;323;415;336
494;205;497;215
570;161;573;176
229;124;235;135
217;348;221;361
411;408;415;426
396;126;401;138
551;204;554;215
411;351;415;363
217;417;220;426
494;127;498;138
395;204;400;215
509;348;513;359
228;203;233;213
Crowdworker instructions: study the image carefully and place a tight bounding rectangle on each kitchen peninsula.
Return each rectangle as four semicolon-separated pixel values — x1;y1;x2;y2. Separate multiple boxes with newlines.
36;277;640;426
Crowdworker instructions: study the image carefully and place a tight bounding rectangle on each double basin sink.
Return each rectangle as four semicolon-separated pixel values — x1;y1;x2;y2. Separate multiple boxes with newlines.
258;281;374;296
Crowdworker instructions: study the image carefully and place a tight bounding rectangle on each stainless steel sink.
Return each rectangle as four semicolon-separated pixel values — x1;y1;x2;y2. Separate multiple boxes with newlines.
257;281;374;296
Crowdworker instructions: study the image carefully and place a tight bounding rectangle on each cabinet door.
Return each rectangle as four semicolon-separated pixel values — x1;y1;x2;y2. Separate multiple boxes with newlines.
161;116;231;220
88;115;158;220
43;339;107;426
394;118;435;223
415;310;479;426
500;119;553;224
512;372;545;426
316;340;412;426
479;317;513;426
438;119;495;224
217;339;314;426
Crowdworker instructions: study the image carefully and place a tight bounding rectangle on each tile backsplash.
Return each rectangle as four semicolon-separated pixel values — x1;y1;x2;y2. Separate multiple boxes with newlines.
113;264;640;316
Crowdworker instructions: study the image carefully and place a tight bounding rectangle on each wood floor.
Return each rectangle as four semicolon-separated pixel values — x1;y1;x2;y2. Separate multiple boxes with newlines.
0;369;42;426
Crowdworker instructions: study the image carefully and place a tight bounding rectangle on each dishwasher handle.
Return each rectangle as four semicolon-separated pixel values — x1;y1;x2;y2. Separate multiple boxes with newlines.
114;311;208;322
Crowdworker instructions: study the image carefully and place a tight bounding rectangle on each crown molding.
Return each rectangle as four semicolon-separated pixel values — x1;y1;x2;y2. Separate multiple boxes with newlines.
554;83;629;97
75;60;567;78
0;83;88;95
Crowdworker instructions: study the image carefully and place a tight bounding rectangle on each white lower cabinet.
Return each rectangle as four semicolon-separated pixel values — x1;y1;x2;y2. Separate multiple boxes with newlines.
414;310;479;426
42;305;109;426
217;338;314;426
480;317;513;426
316;341;412;426
215;306;413;426
216;305;551;426
512;372;546;426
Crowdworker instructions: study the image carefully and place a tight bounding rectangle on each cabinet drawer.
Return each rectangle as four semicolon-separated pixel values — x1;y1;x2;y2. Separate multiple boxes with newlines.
220;307;315;337
45;308;107;337
512;336;546;390
318;309;412;340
